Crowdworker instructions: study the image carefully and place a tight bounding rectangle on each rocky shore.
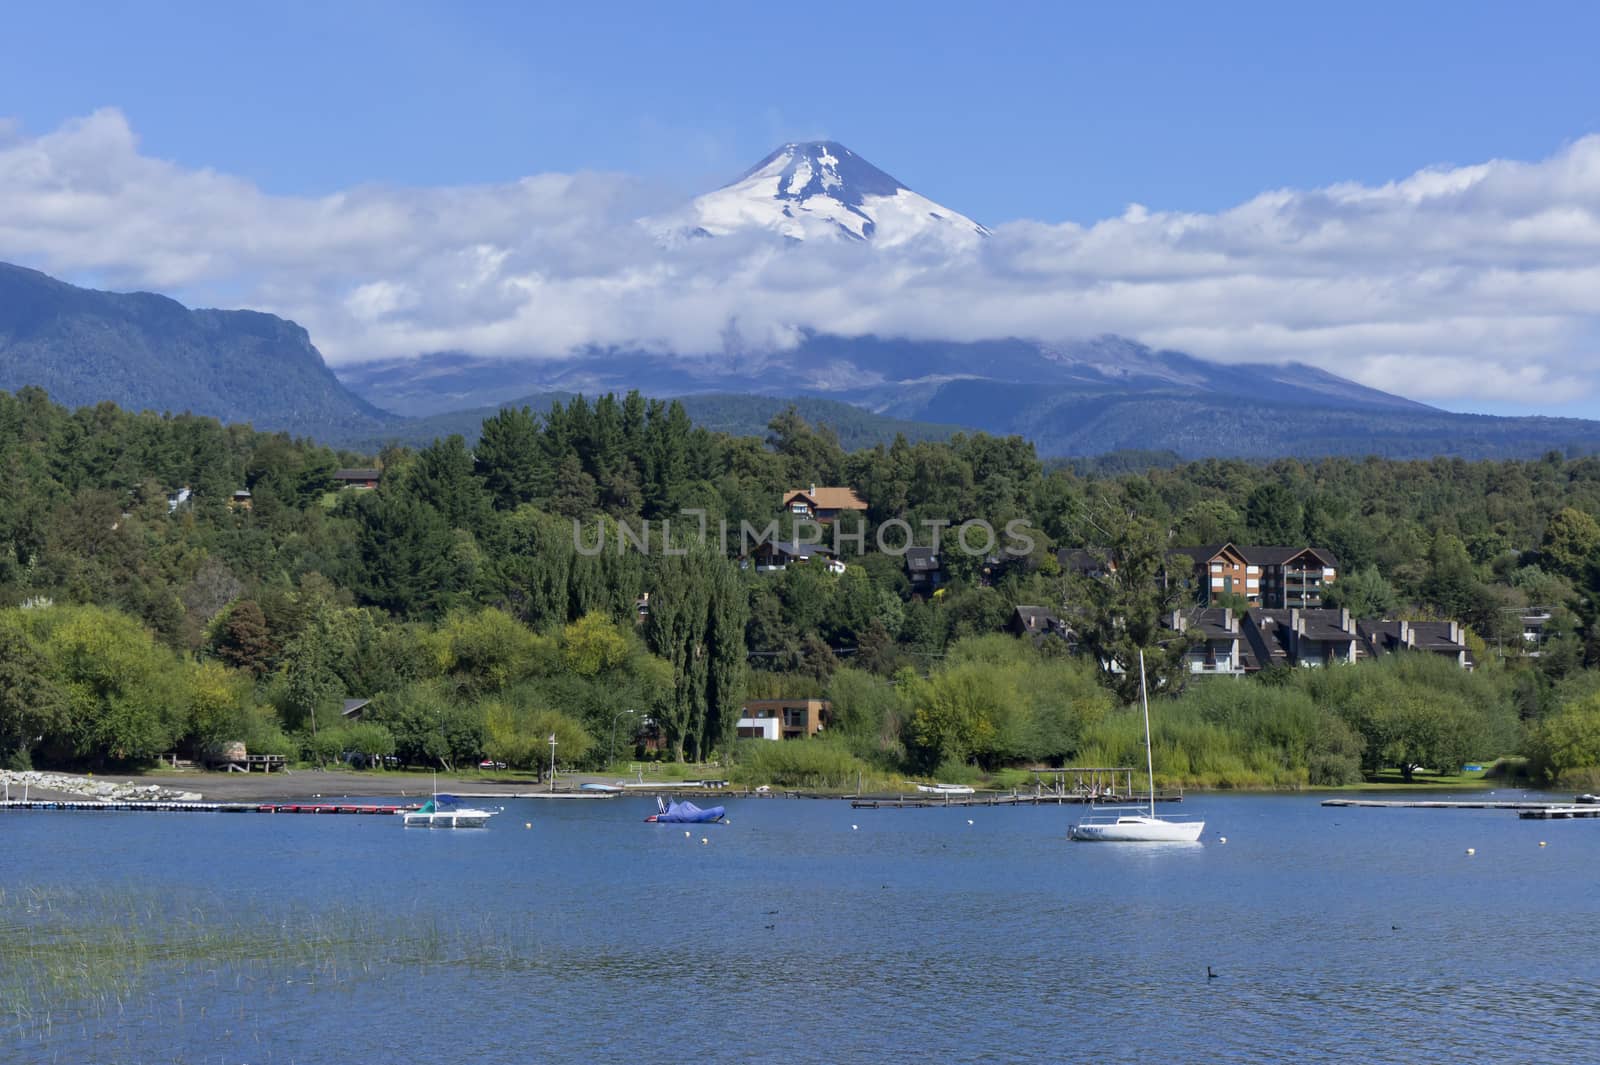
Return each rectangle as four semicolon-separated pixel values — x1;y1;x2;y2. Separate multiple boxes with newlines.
1;770;203;803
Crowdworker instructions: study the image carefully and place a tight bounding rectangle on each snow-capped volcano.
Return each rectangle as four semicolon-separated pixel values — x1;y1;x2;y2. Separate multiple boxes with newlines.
670;141;989;247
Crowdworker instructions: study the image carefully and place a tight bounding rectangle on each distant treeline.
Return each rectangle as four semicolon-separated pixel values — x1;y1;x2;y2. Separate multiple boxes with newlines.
4;385;1600;785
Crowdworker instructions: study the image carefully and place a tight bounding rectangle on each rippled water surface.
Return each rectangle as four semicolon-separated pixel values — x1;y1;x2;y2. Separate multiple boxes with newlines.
3;792;1598;1064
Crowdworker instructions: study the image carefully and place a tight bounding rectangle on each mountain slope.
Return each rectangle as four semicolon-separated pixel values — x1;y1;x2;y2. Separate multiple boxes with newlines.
0;262;392;438
348;391;967;452
659;141;988;246
335;338;1600;461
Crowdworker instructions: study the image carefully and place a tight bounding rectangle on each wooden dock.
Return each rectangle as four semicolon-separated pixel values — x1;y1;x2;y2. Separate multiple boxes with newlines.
850;792;1183;810
1322;798;1600;820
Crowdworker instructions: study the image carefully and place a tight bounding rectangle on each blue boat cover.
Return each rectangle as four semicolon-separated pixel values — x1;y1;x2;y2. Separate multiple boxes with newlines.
655;800;725;823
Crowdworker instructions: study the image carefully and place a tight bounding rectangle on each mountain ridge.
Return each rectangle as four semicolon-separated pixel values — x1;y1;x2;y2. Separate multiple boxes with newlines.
0;261;391;438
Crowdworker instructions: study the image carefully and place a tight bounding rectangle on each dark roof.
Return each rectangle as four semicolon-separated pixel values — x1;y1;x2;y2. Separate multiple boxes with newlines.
1239;545;1340;568
1169;543;1341;568
1405;621;1466;651
341;698;372;718
906;546;941;572
1295;608;1360;641
1057;548;1112;575
752;540;835;559
1012;605;1062;633
1170;543;1239;564
1181;606;1242;639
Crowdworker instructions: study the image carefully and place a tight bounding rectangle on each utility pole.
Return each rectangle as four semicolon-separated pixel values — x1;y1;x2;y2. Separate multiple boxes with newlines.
548;733;558;793
609;709;637;771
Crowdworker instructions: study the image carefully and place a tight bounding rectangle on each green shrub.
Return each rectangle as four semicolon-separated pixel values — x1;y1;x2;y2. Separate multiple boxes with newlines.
731;737;873;789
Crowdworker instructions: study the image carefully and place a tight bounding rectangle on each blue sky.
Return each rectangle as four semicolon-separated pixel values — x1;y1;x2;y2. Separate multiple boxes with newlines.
7;1;1598;224
3;2;1600;417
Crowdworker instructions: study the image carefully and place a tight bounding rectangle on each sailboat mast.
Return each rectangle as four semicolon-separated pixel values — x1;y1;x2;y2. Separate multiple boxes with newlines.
1139;648;1155;817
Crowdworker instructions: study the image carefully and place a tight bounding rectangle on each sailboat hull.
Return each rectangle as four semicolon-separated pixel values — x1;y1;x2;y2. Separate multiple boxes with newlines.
1070;816;1204;842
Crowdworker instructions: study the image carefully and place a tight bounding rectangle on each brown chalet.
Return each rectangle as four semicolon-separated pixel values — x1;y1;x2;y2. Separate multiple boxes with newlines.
1175;543;1339;609
333;468;382;490
782;485;867;523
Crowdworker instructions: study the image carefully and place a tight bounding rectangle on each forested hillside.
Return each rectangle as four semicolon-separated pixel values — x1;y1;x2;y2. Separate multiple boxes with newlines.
5;385;1600;788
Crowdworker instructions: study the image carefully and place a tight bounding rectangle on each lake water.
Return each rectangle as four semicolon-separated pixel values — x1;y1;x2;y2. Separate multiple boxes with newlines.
3;792;1598;1064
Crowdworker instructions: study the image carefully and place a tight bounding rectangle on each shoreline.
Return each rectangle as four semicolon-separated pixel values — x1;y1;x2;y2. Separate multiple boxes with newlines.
1;768;1551;805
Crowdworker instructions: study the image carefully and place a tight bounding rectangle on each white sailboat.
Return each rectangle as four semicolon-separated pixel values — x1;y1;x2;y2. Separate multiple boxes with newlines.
1070;649;1204;843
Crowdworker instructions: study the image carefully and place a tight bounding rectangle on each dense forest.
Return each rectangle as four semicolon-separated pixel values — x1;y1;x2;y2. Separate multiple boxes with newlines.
5;385;1600;789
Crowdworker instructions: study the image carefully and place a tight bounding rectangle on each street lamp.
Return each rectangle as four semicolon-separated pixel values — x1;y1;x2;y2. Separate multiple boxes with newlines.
609;709;638;771
548;733;558;793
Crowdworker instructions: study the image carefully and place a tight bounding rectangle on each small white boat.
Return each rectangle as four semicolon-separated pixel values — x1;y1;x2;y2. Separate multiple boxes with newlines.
916;783;975;796
403;795;497;828
1070;650;1205;843
580;782;624;793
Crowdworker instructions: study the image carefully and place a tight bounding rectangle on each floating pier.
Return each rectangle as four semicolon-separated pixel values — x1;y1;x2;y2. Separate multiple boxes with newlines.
1322;798;1600;820
1517;805;1600;820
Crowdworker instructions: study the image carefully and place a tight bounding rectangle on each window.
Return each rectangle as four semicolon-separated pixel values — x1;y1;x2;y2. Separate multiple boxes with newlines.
1211;563;1222;572
1246;565;1260;575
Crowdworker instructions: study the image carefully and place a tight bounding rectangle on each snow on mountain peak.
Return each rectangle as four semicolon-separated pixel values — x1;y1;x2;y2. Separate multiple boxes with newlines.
668;141;989;247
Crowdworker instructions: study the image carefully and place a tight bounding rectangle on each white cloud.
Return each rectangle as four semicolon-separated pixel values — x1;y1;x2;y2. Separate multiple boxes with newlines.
4;108;1600;407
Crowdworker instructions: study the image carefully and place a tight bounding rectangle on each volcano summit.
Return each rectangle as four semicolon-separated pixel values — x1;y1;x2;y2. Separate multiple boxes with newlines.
669;141;989;246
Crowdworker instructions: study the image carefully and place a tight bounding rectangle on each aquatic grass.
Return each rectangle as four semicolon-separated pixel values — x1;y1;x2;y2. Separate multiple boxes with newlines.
0;884;556;1044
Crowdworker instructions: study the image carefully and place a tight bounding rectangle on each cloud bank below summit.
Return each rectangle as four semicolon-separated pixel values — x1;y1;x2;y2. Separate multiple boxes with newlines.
3;109;1600;406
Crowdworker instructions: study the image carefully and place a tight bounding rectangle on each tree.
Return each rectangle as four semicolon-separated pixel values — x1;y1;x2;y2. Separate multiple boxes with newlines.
1062;515;1192;705
0;618;69;767
475;406;544;509
1541;507;1600;579
346;490;465;616
1322;564;1396;619
1422;531;1479;618
644;546;748;761
39;605;187;765
1527;693;1600;784
214;600;276;676
1373;687;1485;782
1245;484;1303;545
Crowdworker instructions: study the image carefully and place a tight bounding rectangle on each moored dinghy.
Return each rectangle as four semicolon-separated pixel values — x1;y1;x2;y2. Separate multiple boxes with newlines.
915;783;975;796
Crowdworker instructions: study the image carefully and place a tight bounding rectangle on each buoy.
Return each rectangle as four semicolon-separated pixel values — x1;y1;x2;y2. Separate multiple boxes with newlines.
700;837;708;845
684;830;691;837
851;824;858;830
966;819;974;825
524;822;532;829
1540;841;1548;847
1219;836;1227;843
1466;848;1476;856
